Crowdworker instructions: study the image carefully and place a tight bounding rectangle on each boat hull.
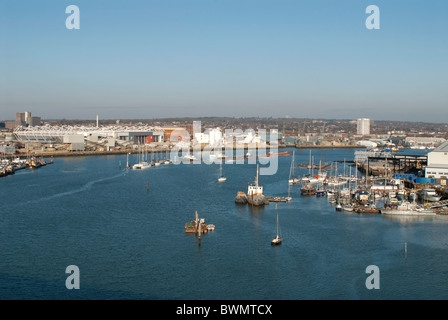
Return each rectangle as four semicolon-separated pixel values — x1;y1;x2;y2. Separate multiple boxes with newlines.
247;194;266;206
380;209;436;216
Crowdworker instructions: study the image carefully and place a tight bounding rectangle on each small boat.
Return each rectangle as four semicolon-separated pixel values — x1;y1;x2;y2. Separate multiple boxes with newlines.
218;162;226;182
326;188;336;199
301;175;319;185
267;151;290;157
271;206;282;246
182;153;198;162
354;189;370;203
300;183;316;196
316;183;326;197
335;203;342;211
132;161;151;170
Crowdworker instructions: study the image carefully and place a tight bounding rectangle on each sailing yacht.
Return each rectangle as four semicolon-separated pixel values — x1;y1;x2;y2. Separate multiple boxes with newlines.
288;150;300;185
271;205;282;246
218;161;227;182
285;180;293;202
301;153;320;184
132;144;151;170
132;161;151;170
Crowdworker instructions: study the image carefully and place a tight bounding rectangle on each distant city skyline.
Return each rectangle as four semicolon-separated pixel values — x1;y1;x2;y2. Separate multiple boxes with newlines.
1;1;447;123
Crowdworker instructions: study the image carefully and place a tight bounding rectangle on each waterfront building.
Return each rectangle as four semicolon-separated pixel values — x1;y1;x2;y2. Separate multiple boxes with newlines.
13;124;166;151
425;141;448;179
405;136;446;149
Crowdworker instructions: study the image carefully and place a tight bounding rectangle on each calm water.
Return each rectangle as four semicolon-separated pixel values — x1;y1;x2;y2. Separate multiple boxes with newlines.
1;148;448;300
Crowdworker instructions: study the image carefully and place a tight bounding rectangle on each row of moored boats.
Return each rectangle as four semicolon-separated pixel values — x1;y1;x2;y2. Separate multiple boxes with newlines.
0;156;52;177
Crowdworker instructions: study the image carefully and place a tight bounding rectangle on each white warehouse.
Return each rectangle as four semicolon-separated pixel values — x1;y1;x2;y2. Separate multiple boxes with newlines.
425;141;448;179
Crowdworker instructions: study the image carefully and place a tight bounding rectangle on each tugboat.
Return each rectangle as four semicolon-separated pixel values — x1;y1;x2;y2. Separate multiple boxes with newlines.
247;164;267;206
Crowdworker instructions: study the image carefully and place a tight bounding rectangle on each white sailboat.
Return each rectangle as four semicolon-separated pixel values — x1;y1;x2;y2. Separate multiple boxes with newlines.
285;181;293;202
164;150;171;165
132;144;151;170
271;204;282;246
218;161;227;182
301;152;319;184
288;150;300;185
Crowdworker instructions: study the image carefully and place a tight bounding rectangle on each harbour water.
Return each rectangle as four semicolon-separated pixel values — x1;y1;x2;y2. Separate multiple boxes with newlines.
1;148;448;300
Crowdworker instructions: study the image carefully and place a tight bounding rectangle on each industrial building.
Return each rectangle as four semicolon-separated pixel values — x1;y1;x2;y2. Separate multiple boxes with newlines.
425;141;448;179
13;124;166;151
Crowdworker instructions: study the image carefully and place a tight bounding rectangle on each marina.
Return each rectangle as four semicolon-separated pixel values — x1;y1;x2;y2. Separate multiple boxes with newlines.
0;156;53;177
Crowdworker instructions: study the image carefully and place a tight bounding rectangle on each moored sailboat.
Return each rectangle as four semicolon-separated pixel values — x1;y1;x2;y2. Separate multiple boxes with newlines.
271;205;282;246
132;144;151;170
288;150;300;185
218;161;227;182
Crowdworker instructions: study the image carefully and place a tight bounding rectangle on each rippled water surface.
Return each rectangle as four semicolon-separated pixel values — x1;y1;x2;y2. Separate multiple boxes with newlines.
1;148;448;300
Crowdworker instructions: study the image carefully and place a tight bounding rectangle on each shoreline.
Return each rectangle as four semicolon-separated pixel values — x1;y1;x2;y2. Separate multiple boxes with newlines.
13;144;363;158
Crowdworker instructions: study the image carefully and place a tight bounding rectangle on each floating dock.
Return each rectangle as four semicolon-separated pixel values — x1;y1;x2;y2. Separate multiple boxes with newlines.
266;196;291;203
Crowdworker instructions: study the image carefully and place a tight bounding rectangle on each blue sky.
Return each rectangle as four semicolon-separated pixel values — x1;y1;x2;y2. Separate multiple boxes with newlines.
0;0;447;122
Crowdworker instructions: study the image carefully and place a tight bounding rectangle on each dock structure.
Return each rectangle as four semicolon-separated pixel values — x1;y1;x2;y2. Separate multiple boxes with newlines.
355;152;427;181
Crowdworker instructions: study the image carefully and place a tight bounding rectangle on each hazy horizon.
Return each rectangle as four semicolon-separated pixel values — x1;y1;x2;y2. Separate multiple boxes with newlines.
1;1;447;123
4;114;448;126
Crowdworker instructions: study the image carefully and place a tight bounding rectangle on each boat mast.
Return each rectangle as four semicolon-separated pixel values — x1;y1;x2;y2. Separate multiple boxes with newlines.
290;151;295;180
255;163;259;187
275;203;279;238
309;150;312;175
276;212;279;237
